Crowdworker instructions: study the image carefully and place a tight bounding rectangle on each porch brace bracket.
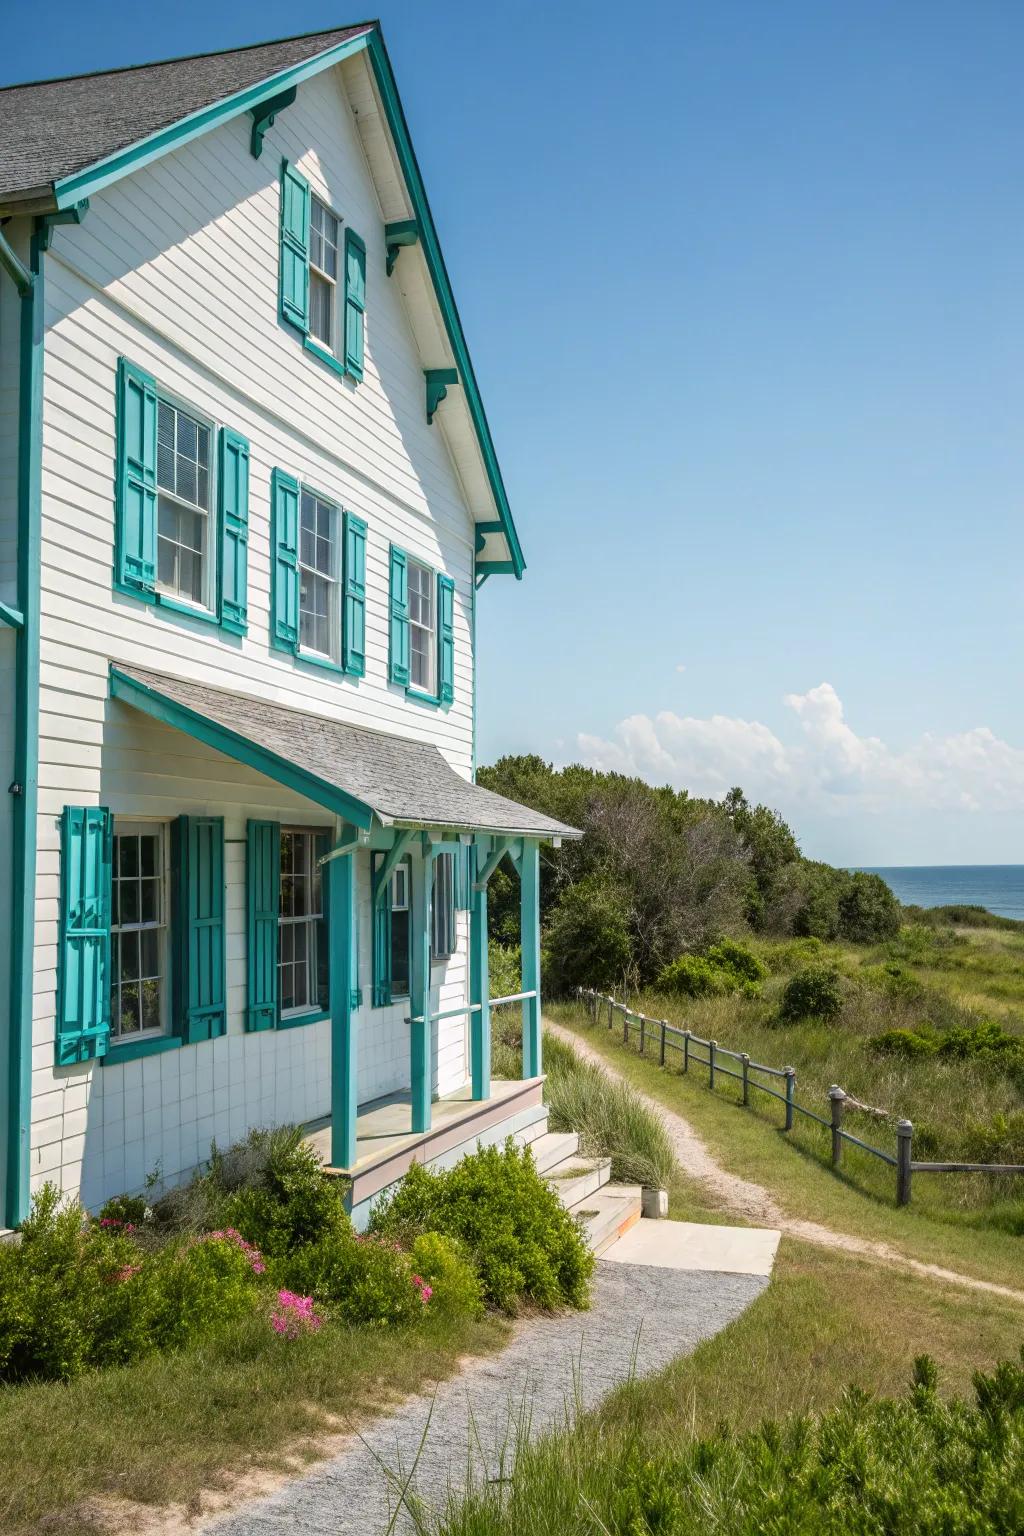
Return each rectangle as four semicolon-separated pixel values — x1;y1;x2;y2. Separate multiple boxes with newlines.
0;598;24;630
318;827;371;866
474;837;516;891
37;200;89;251
425;367;458;425
385;218;419;276
373;828;414;906
249;87;298;158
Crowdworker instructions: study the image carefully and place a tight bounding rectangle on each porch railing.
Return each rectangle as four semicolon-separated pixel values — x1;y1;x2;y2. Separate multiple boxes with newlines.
405;990;537;1028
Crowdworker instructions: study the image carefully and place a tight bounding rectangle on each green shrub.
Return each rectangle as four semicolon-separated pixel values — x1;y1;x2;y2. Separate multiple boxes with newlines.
146;1234;264;1352
97;1193;152;1228
778;963;844;1023
838;870;901;942
657;953;729;998
938;1020;1024;1065
281;1231;427;1327
962;1112;1024;1165
862;960;925;1002
409;1232;485;1322
543;879;632;995
868;1027;938;1059
761;935;825;974
368;1142;593;1313
705;938;767;984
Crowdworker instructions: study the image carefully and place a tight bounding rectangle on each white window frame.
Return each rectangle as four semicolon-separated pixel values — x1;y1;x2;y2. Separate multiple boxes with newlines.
155;389;216;615
308;194;342;354
298;488;342;665
278;828;329;1019
431;852;456;963
407;556;436;696
110;819;170;1045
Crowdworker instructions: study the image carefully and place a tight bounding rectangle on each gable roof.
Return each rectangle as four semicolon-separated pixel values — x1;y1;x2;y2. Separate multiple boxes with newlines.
0;25;374;203
0;23;524;578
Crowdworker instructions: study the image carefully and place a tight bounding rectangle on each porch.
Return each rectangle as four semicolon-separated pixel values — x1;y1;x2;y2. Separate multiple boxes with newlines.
304;1073;546;1215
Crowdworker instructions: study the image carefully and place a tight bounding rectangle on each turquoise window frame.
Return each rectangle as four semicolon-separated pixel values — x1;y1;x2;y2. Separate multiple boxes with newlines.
371;851;413;1007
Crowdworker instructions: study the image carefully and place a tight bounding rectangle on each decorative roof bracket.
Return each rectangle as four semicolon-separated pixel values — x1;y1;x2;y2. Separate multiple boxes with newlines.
37;200;89;251
249;86;298;159
384;218;419;276
425;367;458;425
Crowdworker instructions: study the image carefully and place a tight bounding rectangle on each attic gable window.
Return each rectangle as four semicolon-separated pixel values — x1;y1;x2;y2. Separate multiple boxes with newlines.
309;197;340;351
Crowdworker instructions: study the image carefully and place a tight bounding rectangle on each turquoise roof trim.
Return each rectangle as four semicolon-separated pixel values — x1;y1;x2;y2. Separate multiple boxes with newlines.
50;23;525;577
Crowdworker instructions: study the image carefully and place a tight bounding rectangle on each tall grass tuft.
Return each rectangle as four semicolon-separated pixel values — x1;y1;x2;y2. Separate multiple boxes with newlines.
543;1032;676;1189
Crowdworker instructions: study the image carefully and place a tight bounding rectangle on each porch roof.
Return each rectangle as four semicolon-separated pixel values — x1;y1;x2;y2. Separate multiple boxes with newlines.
109;663;581;840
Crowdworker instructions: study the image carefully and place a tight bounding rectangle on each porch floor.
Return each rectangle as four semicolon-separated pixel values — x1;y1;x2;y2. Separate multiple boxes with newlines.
304;1075;546;1209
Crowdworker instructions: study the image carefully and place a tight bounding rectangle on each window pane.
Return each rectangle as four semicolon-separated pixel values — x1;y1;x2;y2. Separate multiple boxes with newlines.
391;910;410;997
140;877;159;923
309;270;333;346
141;979;161;1032
119;836;138;877
119;984;141;1036
140;927;159;978
119;880;139;925
141;836;158;877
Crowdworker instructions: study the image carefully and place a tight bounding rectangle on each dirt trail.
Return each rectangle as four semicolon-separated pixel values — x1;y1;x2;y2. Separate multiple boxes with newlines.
545;1018;1024;1307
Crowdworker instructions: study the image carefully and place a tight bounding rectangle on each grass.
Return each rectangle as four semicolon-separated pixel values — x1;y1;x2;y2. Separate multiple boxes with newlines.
420;1238;1024;1535
0;1308;507;1536
551;1002;1024;1291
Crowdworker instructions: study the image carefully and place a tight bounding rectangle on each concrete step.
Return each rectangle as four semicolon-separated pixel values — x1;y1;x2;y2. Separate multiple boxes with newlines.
572;1185;643;1256
514;1111;550;1151
546;1155;611;1209
528;1130;581;1175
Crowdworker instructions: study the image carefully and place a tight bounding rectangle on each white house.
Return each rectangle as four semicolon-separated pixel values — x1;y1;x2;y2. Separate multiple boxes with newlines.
0;23;577;1231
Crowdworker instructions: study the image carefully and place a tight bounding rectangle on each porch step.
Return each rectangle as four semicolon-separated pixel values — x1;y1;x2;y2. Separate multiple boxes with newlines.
527;1130;581;1175
545;1155;611;1209
573;1185;643;1257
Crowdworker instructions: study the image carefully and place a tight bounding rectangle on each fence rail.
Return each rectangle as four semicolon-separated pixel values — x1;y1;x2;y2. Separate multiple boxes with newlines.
578;988;1024;1208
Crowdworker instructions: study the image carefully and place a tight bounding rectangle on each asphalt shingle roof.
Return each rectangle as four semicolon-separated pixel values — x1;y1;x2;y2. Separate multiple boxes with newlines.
113;664;581;840
0;24;374;201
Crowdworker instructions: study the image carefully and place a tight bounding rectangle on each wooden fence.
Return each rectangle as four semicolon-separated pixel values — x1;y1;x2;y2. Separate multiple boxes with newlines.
578;988;1024;1208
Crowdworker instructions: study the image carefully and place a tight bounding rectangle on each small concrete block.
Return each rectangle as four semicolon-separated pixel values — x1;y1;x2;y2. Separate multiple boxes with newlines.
641;1187;669;1219
601;1219;781;1277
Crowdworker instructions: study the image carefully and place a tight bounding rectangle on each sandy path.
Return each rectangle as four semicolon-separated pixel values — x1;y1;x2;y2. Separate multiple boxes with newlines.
545;1018;1024;1307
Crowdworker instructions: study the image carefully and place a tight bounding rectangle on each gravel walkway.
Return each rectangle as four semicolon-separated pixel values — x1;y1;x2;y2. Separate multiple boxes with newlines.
207;1260;767;1536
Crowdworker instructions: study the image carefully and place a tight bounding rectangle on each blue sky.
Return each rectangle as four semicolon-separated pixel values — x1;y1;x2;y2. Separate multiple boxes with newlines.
8;1;1024;865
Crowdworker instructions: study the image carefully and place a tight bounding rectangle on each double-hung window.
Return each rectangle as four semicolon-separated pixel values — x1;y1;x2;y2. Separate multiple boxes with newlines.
111;821;168;1042
431;852;455;962
278;830;329;1018
308;197;340;353
298;489;340;663
408;557;436;695
390;862;412;998
156;398;213;609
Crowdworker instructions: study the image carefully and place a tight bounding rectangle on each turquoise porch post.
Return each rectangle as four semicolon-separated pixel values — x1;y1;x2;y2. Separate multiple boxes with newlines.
520;839;541;1078
469;838;490;1099
329;851;357;1168
411;843;433;1133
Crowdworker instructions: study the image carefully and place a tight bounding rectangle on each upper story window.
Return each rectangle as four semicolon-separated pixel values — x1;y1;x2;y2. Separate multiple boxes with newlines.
308;198;340;353
115;357;250;635
111;821;168;1043
299;489;340;662
157;399;213;609
408;557;436;695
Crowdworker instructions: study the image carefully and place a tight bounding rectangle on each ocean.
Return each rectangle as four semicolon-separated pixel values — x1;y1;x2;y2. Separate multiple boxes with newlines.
859;866;1024;921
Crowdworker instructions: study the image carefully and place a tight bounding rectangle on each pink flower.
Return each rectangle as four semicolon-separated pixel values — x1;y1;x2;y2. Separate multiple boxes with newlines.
110;1262;141;1284
270;1289;322;1340
410;1274;433;1305
197;1228;267;1275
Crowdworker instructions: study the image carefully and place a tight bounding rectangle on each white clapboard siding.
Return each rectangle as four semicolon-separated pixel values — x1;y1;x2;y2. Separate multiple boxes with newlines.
23;59;492;1210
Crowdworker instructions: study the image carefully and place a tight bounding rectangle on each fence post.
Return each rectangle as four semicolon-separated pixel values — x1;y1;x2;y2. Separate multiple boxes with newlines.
639;1014;646;1055
829;1085;846;1169
709;1039;717;1090
623;1006;629;1045
659;1021;666;1068
896;1119;913;1207
741;1053;750;1107
784;1067;795;1131
608;996;614;1030
683;1029;690;1074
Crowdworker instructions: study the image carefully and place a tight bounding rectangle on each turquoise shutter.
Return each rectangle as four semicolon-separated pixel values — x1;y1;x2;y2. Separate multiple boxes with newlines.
344;228;366;379
455;843;473;911
173;816;226;1043
56;806;112;1066
270;468;300;651
388;545;410;686
437;573;455;705
371;853;392;1007
246;820;279;1032
218;428;250;635
115;357;157;597
279;160;310;332
342;511;367;677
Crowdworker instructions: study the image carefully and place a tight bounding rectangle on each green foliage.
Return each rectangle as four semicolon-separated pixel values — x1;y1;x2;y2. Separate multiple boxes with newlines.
157;1126;351;1258
544;878;631;994
279;1231;426;1327
939;1020;1024;1065
869;1027;938;1059
761;935;825;974
658;938;767;999
543;1033;677;1187
409;1232;485;1322
779;963;844;1023
98;1193;151;1227
0;1187;263;1383
488;939;522;1004
434;1353;1024;1535
862;960;925;1001
962;1112;1024;1165
368;1142;593;1313
794;864;900;944
907;903;1024;934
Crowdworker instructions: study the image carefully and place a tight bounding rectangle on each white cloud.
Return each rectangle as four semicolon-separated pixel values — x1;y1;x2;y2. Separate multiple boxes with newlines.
576;683;1024;820
675;663;687;674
